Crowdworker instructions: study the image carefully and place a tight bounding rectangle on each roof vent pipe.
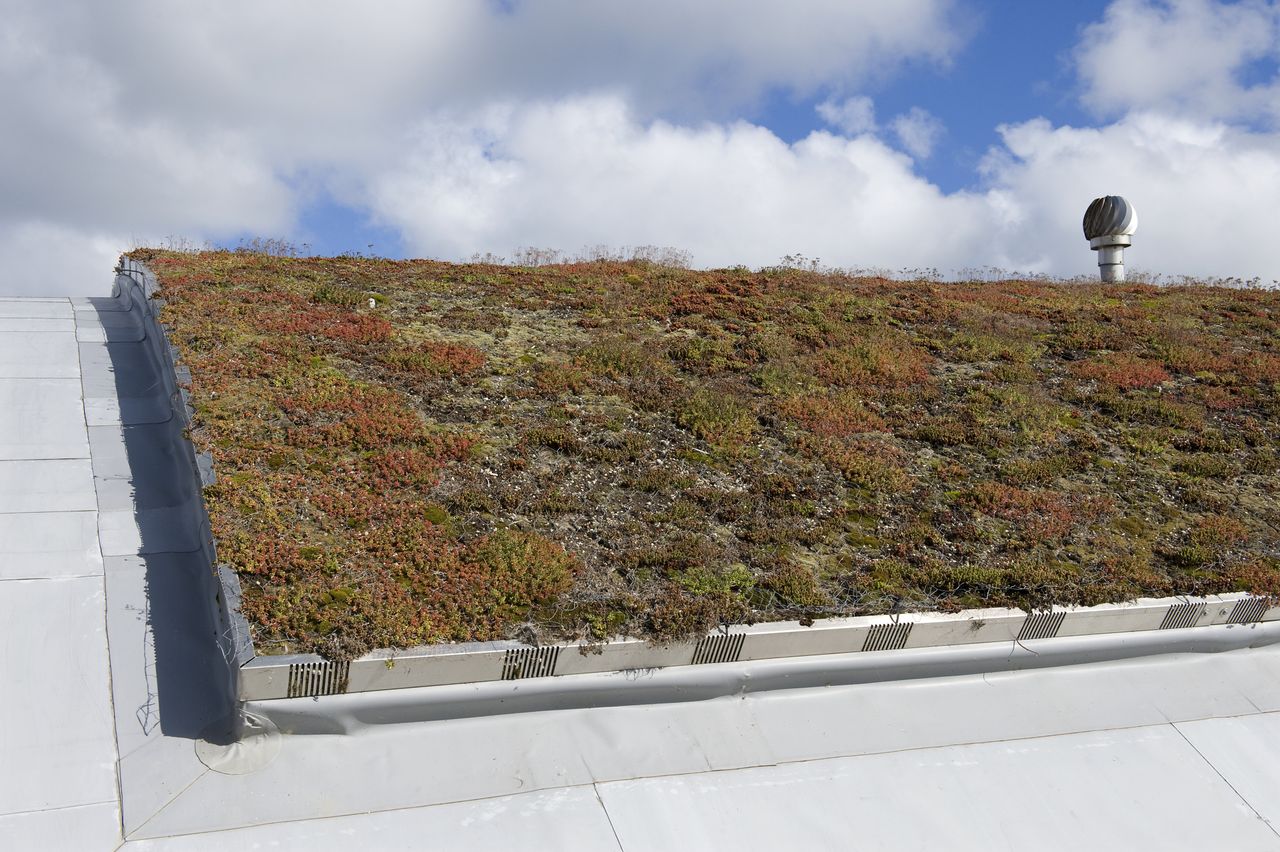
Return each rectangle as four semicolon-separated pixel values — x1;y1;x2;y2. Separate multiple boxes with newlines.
1083;195;1138;282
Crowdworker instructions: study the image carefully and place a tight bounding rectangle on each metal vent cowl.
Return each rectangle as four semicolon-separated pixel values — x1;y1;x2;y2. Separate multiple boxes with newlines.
1083;195;1138;240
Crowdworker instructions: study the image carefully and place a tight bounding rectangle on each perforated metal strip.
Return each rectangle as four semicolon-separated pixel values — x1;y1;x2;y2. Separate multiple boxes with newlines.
501;646;561;680
1018;611;1066;641
1228;597;1270;625
692;633;746;665
287;661;350;697
862;622;912;652
1159;602;1207;630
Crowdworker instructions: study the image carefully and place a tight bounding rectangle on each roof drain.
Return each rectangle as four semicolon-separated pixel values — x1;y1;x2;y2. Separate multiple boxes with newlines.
1160;602;1207;630
1018;611;1066;641
502;646;561;680
692;633;746;665
288;661;351;698
1228;597;1270;625
862;622;912;652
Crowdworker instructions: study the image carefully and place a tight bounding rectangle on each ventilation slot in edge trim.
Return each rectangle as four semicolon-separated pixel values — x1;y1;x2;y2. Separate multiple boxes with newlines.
1228;597;1270;625
287;661;350;698
692;633;746;665
862;622;912;652
501;646;561;680
1017;611;1066;641
1159;602;1207;630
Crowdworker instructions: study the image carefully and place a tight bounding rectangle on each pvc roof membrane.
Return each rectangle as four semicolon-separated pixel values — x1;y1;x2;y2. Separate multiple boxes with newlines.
1;272;1280;850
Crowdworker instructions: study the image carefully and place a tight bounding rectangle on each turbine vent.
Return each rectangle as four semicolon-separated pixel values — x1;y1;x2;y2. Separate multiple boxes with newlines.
1083;195;1138;282
1083;195;1138;240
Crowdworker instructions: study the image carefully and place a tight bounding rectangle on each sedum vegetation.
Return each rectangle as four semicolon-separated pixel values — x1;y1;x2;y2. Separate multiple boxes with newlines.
132;248;1280;660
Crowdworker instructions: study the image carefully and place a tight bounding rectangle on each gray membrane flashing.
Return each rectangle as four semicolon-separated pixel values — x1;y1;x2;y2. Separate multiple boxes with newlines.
124;641;1280;843
0;294;123;848
247;622;1280;733
73;269;239;839
238;593;1280;703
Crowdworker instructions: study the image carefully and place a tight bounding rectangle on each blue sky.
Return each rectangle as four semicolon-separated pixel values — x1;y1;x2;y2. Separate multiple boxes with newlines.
294;193;407;260
3;0;1280;295
751;2;1110;192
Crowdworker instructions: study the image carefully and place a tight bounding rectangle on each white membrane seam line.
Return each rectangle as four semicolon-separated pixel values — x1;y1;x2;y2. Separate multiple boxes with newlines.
75;283;127;845
0;798;120;819
1171;722;1280;841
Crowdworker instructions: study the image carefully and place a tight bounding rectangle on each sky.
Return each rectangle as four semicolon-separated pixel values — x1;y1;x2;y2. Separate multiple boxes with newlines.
2;0;1279;296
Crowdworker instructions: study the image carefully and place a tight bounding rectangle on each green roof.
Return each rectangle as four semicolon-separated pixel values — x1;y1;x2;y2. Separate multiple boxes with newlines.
137;248;1280;659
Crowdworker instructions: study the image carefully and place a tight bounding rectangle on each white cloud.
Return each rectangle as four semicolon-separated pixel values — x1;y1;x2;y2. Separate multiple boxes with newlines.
1076;0;1280;123
0;223;126;297
368;96;1003;272
0;2;294;294
816;96;878;135
0;0;964;295
891;107;945;159
6;0;962;149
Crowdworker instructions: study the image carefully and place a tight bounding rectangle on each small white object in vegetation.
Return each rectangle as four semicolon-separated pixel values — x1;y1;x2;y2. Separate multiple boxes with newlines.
368;298;377;309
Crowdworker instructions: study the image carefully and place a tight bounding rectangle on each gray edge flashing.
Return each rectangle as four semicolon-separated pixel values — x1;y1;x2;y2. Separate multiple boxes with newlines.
248;621;1280;734
242;593;1280;702
113;259;249;678
116;258;1280;724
